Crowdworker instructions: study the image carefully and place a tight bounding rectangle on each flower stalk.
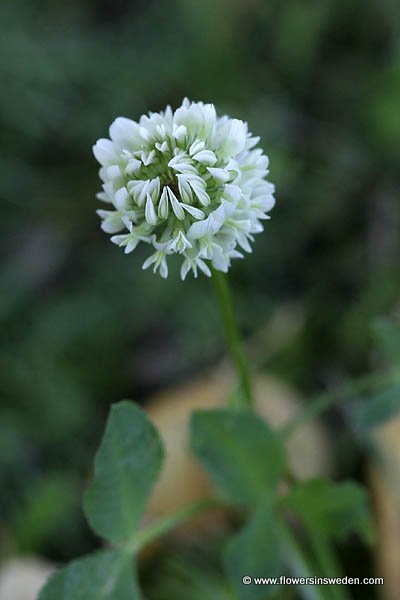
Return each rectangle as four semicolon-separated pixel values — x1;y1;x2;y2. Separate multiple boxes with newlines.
212;269;253;408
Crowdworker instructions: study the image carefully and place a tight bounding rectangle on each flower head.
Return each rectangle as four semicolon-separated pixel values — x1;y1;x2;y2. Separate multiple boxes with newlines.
93;98;275;279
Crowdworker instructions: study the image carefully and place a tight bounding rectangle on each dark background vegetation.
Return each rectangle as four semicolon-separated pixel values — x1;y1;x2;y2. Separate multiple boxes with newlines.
1;0;399;590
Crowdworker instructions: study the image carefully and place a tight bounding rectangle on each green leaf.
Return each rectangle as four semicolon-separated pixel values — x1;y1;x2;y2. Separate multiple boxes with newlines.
355;384;400;430
38;549;140;600
84;401;164;543
224;504;284;599
283;478;373;544
191;409;286;507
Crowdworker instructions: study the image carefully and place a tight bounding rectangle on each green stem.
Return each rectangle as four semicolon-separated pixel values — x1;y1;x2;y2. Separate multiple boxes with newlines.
131;498;224;551
212;269;253;407
307;531;351;600
281;369;398;437
281;474;348;599
278;516;330;600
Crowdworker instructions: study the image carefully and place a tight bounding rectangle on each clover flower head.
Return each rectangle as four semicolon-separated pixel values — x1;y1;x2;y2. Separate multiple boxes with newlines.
93;98;275;279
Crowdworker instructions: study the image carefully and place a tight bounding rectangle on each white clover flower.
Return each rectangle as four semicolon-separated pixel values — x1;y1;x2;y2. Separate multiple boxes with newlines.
93;98;275;279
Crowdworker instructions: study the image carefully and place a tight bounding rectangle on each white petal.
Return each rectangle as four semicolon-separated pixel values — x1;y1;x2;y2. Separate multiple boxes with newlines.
222;184;241;204
245;135;260;150
251;193;275;213
93;139;118;166
221;199;236;219
156;124;166;137
125;158;141;175
187;219;209;239
188;180;210;206
181;203;205;219
98;211;125;233
106;165;122;179
155;141;169;153
187;203;226;239
110;233;128;245
142;253;157;270
142;150;155;166
145;194;158;225
102;181;115;201
211;244;230;271
127;179;146;202
121;215;133;230
180;259;191;281
109;117;139;148
237;234;252;253
250;221;264;234
201;103;217;136
167;187;185;220
174;105;203;134
139;126;151;142
217;118;247;157
177;174;193;203
159;257;168;278
256;155;269;170
168;154;197;175
197;258;212;277
96;191;111;203
158;187;169;219
225;158;241;181
173;124;187;142
175;102;216;138
189;140;205;156
114;187;129;210
168;231;193;253
193;150;217;166
125;237;140;253
136;180;150;207
207;167;230;184
96;209;112;219
148;177;161;202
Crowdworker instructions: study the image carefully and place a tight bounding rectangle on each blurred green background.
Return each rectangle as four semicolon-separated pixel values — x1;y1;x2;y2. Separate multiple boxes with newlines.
1;0;400;585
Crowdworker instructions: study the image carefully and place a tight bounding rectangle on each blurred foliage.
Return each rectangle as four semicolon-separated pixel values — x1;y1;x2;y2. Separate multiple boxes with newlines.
283;478;373;545
1;0;400;591
142;543;233;600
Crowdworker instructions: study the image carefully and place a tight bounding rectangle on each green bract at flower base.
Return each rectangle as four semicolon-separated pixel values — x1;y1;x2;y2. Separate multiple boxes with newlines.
93;99;275;279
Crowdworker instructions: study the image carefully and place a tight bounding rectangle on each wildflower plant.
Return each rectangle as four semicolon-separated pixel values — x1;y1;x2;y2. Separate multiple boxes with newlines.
39;100;384;600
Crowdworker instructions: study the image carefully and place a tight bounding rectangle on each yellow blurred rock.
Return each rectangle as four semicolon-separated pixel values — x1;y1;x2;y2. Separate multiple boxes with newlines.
144;368;332;530
0;557;54;600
